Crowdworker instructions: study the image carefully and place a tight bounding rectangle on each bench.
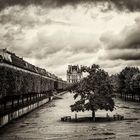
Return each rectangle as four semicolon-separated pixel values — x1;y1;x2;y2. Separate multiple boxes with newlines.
61;116;71;121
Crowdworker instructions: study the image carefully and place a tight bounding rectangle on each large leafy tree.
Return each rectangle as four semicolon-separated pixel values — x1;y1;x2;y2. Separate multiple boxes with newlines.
118;67;140;95
68;64;115;120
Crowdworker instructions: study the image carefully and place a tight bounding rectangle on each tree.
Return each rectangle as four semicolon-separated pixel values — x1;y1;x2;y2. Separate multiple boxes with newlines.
109;74;120;93
68;64;115;121
118;67;140;96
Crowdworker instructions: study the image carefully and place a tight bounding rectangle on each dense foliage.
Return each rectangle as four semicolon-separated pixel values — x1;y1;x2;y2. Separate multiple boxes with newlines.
118;67;140;95
68;64;115;119
109;74;120;93
0;66;53;98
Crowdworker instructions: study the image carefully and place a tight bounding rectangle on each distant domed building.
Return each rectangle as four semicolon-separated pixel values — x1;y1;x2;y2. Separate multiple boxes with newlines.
67;65;83;83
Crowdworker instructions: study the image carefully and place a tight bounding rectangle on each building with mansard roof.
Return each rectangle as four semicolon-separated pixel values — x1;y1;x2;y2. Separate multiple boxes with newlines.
67;65;83;83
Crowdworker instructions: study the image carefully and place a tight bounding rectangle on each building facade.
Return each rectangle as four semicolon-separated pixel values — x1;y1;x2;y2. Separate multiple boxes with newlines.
67;65;83;83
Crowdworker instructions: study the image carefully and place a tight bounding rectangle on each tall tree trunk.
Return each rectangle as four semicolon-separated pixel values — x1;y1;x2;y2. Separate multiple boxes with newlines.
92;110;95;121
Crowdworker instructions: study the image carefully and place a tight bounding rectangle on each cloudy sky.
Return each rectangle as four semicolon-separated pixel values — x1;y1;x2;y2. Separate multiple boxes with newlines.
0;0;140;80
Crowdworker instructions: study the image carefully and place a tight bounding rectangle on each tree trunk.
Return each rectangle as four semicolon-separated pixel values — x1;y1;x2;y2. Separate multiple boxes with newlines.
92;110;95;121
75;113;77;120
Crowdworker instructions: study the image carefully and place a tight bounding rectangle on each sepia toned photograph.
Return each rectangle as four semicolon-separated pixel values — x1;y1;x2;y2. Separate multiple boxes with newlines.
0;0;140;140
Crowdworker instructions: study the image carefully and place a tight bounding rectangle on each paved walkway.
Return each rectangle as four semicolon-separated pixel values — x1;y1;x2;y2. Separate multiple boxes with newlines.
0;92;140;140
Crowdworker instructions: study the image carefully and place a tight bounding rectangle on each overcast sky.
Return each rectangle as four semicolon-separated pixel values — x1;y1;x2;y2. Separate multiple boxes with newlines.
0;0;140;80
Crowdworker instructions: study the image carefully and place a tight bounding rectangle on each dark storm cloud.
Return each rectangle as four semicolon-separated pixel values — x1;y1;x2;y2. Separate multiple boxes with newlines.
114;54;140;60
100;49;140;61
101;32;140;50
121;20;140;49
100;16;140;62
101;17;140;51
1;0;140;11
107;50;140;60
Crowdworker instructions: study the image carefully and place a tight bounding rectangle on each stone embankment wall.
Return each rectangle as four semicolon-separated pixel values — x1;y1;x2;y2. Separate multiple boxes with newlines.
0;98;50;127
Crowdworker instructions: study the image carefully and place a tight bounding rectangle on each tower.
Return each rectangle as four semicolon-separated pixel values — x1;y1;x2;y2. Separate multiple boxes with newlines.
67;65;83;83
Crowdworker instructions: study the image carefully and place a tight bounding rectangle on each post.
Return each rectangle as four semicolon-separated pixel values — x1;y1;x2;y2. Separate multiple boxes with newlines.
92;110;95;121
75;113;77;120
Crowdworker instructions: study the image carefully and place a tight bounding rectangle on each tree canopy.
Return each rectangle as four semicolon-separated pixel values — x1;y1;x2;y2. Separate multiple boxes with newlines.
68;64;115;119
118;67;140;95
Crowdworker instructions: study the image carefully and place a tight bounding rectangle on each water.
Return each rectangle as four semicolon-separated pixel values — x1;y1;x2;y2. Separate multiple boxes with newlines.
0;92;140;140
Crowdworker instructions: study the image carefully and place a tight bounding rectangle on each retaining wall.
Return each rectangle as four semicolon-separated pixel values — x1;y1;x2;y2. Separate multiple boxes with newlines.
0;97;51;127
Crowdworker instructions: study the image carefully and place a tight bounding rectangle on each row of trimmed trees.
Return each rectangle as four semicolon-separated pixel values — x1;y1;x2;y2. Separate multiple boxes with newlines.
110;67;140;101
0;66;54;98
67;64;140;120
